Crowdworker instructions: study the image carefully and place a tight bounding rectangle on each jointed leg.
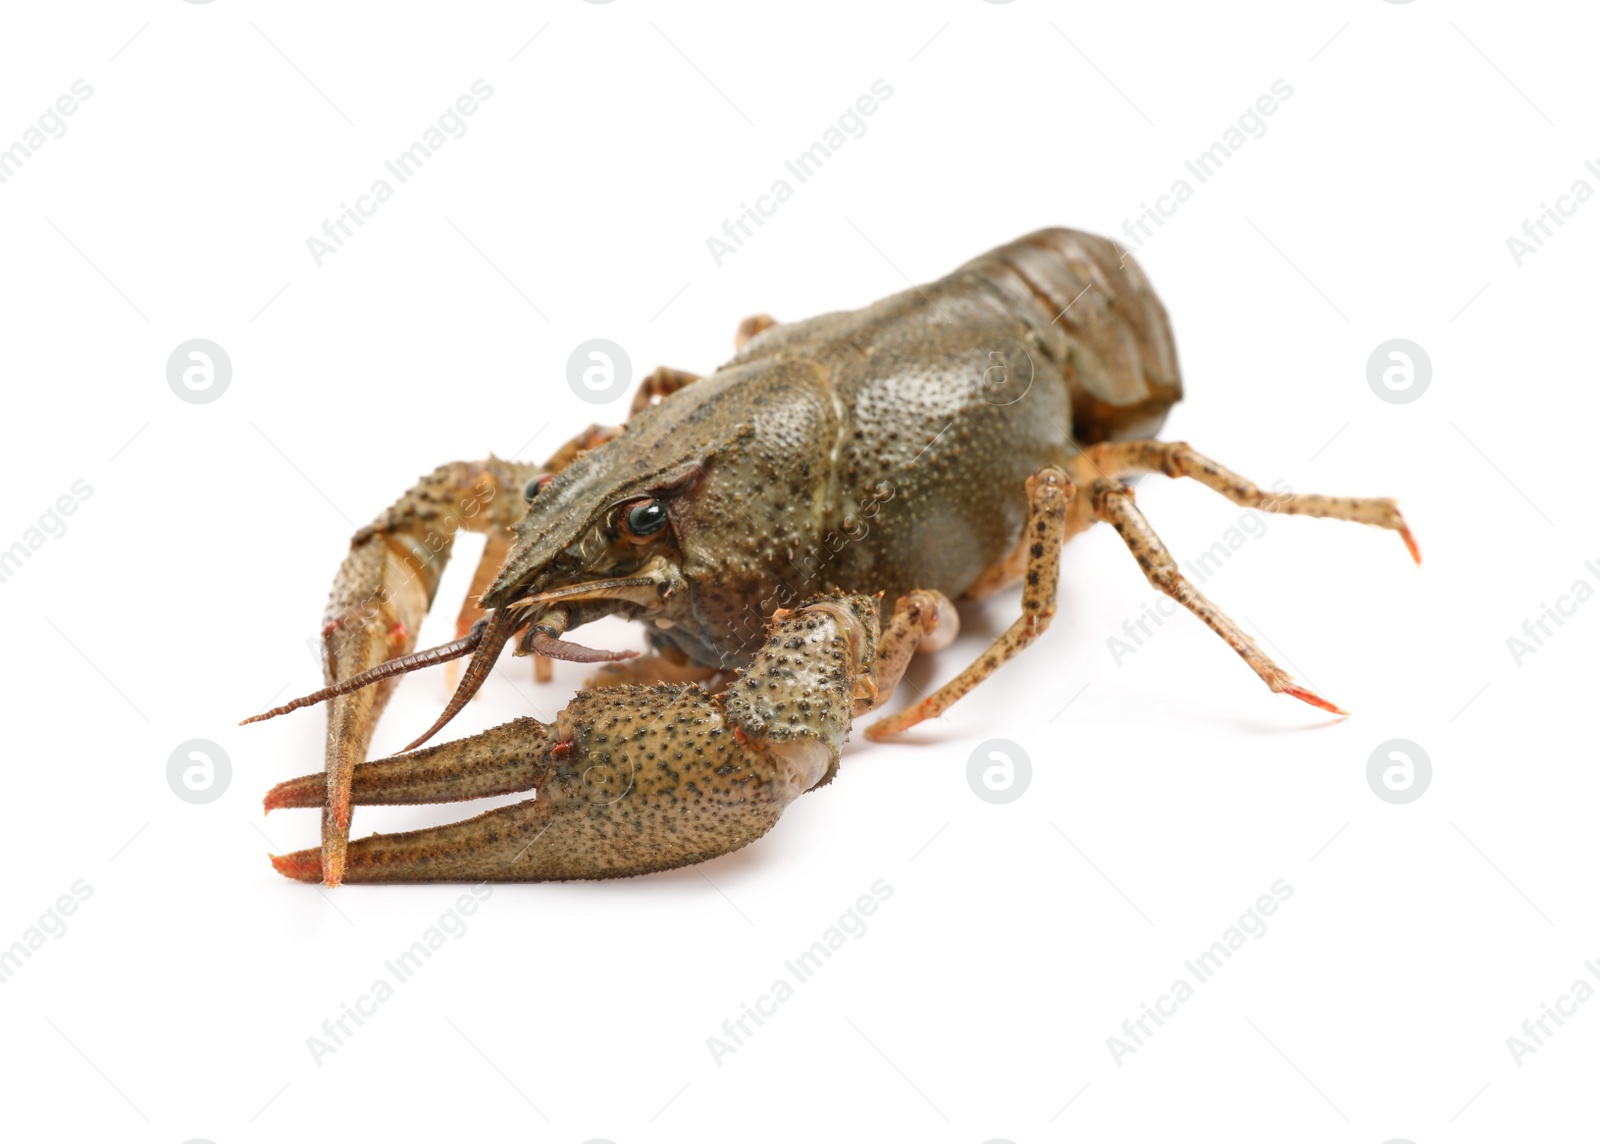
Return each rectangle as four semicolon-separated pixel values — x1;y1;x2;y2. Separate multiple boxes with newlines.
630;367;701;416
735;314;777;349
867;467;1072;739
1088;477;1344;714
447;526;518;691
1070;439;1419;562
582;652;734;691
539;423;620;473
857;590;957;715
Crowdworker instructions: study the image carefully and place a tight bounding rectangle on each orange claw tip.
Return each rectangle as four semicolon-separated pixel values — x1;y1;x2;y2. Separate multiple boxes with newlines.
269;848;324;883
263;786;294;814
1281;683;1350;718
323;841;347;888
1398;523;1422;566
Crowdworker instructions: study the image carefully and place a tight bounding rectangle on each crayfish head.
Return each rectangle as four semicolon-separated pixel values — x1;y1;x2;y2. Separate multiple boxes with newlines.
481;447;712;634
388;452;711;753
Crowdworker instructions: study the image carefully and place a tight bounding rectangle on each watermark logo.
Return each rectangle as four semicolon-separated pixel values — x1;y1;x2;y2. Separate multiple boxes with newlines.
1506;960;1600;1066
304;81;496;267
167;739;231;804
1108;880;1294;1065
0;879;93;985
567;338;631;404
167;339;231;404
1366;339;1430;405
1117;80;1294;258
1504;160;1598;266
308;885;493;1066
705;80;894;267
967;739;1031;804
1107;487;1290;666
1366;739;1430;805
0;79;93;187
979;339;1035;406
707;880;893;1065
0;479;92;587
1506;560;1599;665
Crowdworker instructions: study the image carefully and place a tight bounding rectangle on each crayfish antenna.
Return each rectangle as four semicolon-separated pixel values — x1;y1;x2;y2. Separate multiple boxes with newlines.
239;622;487;726
401;608;519;752
522;625;641;664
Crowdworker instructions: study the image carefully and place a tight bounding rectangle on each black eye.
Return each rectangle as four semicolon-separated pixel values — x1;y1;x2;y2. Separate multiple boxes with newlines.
623;499;669;537
523;477;542;503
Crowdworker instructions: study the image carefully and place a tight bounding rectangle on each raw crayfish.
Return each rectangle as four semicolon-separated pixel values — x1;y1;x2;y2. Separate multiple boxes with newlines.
246;228;1416;884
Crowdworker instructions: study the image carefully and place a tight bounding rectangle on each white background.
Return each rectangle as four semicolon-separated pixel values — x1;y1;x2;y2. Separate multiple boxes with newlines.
1;2;1595;1141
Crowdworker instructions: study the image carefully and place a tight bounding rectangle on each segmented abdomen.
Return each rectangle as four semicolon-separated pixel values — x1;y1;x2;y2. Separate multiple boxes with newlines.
953;228;1182;444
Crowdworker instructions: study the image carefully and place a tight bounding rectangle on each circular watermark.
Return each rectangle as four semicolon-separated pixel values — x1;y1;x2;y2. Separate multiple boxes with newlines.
167;739;232;805
1366;339;1430;404
567;338;631;404
967;739;1031;804
581;759;635;806
1366;739;1431;805
167;339;231;404
979;340;1035;406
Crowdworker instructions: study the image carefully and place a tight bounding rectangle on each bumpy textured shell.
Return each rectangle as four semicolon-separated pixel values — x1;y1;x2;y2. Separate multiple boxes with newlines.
487;229;1181;669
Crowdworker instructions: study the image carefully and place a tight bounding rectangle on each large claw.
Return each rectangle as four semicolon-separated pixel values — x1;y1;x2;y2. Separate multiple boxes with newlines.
268;595;883;883
315;537;432;886
265;716;548;812
270;684;790;882
309;458;536;885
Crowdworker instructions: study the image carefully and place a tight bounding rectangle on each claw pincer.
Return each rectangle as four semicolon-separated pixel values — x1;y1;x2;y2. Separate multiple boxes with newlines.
266;596;881;882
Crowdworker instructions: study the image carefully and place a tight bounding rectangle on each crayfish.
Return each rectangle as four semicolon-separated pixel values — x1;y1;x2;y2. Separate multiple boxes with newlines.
245;229;1416;884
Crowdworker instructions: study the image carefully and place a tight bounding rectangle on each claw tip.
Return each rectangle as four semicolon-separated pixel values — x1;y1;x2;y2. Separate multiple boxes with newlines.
1281;683;1349;718
1399;524;1422;566
269;849;323;883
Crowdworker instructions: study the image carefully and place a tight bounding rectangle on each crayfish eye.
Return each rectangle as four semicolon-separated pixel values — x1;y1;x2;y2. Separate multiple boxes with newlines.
523;477;542;504
621;499;669;538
